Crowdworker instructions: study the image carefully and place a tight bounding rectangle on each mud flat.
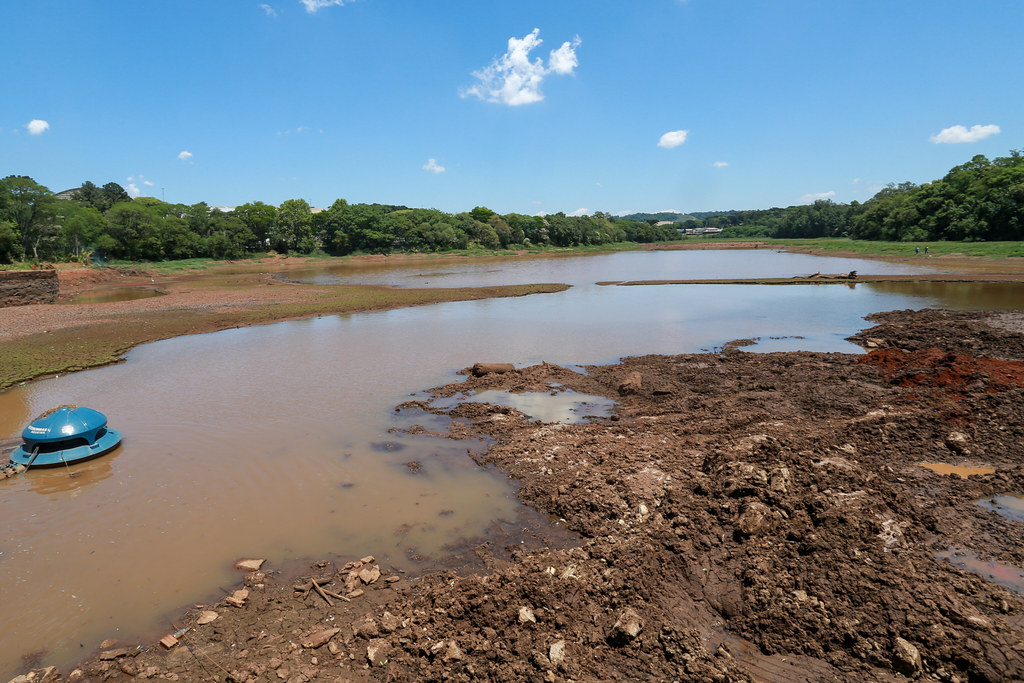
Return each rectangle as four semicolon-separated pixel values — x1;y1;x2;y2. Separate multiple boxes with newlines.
24;308;1022;682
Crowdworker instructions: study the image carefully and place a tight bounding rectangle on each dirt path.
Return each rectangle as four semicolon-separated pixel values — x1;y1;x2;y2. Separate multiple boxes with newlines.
20;308;1022;682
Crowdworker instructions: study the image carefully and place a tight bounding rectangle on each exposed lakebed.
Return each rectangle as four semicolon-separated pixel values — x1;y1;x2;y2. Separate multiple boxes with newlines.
2;250;1023;678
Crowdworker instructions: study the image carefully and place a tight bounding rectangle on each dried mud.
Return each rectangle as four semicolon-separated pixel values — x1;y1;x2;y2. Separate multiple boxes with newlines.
16;309;1024;683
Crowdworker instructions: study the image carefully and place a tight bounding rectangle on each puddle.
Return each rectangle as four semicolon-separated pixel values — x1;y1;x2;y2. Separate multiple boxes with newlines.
455;389;615;424
919;462;996;478
63;286;164;304
937;546;1024;595
977;494;1024;523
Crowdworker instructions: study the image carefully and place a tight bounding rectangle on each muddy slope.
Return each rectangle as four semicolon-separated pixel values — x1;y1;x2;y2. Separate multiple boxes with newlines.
32;309;1024;683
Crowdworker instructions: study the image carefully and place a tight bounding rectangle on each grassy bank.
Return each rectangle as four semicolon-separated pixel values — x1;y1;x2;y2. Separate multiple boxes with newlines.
676;237;1024;259
0;282;568;391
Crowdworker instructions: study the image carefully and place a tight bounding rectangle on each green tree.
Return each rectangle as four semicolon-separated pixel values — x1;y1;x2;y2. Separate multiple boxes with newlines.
0;175;57;260
275;199;314;252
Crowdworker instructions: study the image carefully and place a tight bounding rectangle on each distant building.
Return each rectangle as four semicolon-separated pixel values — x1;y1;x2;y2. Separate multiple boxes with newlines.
680;227;723;236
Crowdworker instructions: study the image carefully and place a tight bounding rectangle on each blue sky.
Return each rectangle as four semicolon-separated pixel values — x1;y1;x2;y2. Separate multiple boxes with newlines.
2;1;1020;216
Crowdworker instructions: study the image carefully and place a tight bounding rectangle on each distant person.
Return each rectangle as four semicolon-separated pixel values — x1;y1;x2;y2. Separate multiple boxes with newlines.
925;246;929;254
915;247;920;254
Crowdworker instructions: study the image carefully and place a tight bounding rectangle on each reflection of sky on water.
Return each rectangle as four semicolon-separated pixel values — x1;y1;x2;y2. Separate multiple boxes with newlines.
285;249;939;288
456;390;616;424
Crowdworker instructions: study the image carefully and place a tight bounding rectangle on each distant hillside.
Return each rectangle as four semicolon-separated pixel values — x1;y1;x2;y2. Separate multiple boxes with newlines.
620;210;736;223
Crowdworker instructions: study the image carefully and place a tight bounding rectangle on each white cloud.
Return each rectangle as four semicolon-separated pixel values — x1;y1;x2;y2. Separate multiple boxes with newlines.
26;119;50;135
929;124;1001;144
261;4;277;17
713;161;728;168
462;29;581;106
422;158;446;174
658;130;688;149
549;36;582;75
567;208;590;217
144;180;155;187
178;150;194;162
126;183;141;198
852;177;861;184
799;191;836;202
300;0;351;13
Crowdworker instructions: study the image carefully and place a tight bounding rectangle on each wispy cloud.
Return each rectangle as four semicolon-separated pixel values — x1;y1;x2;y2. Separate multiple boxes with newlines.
300;0;352;13
657;130;688;149
929;124;1000;144
567;208;590;217
260;4;277;17
26;119;50;135
462;29;581;106
422;158;446;174
799;190;836;202
178;150;194;162
713;161;728;168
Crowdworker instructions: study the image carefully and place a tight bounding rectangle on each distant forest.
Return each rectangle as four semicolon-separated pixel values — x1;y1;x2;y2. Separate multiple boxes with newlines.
687;150;1024;241
0;181;677;263
1;149;1021;264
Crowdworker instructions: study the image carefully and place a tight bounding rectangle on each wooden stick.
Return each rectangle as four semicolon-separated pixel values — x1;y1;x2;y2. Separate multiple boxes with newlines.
321;587;351;602
311;580;333;605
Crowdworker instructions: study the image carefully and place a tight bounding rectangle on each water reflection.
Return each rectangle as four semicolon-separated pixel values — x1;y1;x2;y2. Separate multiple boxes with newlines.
937;546;1024;595
977;494;1024;523
284;249;938;288
864;281;1024;310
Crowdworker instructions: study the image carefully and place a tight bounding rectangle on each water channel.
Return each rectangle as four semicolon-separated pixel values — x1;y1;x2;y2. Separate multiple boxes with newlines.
2;249;1023;677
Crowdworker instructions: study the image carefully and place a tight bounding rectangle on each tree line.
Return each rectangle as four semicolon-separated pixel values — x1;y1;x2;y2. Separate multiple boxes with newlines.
0;178;680;264
685;150;1024;242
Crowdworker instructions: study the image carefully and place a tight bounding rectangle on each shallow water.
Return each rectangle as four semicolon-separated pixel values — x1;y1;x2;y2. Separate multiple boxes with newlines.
62;286;164;305
920;462;997;478
977;494;1024;523
937;546;1024;595
451;389;616;424
284;249;938;288
0;250;1017;677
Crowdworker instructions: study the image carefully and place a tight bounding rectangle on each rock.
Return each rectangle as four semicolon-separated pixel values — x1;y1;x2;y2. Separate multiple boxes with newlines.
770;466;791;494
735;501;773;535
301;627;341;649
549;640;567;667
224;588;249;607
380;611;402;633
367;638;389;666
352;616;379;638
443;640;464;662
892;637;922;675
196;610;219;625
519;606;537;624
358;564;381;584
7;667;60;683
652;386;674;396
99;648;133;660
99;639;117;648
472;362;516;377
946;431;969;453
359;555;375;564
384;575;401;583
344;571;362;593
609;607;643;644
234;558;265;572
618;371;643;396
347;588;365;599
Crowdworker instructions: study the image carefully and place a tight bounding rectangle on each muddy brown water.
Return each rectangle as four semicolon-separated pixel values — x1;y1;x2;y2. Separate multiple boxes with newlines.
2;250;1022;678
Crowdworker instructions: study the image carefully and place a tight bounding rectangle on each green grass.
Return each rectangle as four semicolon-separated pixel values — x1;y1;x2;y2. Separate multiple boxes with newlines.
698;237;1024;259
